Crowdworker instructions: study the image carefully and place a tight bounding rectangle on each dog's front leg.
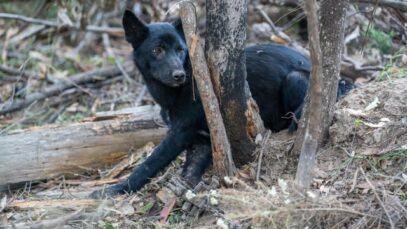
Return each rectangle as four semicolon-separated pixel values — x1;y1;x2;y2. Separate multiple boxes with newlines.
90;128;194;198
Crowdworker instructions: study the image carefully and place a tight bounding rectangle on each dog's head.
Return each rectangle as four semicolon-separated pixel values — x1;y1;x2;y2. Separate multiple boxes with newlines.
123;10;189;87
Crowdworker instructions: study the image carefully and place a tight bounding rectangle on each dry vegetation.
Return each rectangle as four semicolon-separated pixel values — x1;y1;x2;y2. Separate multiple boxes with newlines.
0;0;406;228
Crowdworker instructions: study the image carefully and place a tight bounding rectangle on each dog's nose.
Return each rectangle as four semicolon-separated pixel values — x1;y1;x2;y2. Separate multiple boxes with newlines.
172;70;186;81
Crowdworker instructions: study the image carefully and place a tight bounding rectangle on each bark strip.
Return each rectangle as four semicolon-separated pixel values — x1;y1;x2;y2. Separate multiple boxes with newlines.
180;2;235;178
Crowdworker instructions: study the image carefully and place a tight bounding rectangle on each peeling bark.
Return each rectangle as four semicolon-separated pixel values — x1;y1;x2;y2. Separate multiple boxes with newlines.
206;0;264;165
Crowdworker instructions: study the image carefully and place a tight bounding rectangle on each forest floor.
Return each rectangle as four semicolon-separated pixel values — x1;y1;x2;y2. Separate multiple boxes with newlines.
0;1;406;228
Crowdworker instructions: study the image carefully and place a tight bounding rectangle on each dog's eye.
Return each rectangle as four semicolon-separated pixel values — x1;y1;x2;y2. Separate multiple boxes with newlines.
176;47;184;53
152;47;164;56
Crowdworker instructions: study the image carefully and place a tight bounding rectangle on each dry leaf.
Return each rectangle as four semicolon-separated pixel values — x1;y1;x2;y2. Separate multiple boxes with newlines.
364;97;379;111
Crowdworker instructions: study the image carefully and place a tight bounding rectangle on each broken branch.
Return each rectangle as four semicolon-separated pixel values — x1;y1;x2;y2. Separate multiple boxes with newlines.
0;12;124;36
0;62;134;115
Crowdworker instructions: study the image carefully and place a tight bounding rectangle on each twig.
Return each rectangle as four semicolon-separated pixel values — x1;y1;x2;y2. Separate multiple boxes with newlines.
9;24;47;44
349;167;360;193
134;85;147;106
360;167;395;229
103;142;155;180
360;0;380;54
256;130;271;182
254;5;292;44
0;62;134;115
0;13;123;36
101;21;137;84
71;11;103;55
254;5;309;56
0;64;39;80
354;0;407;11
267;0;407;11
281;12;305;31
0;209;84;229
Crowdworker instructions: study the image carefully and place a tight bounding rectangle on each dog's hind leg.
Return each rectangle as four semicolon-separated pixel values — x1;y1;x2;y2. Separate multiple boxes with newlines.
182;138;212;187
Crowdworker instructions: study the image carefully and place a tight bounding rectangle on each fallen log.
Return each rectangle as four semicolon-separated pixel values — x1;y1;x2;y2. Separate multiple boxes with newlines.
0;105;166;190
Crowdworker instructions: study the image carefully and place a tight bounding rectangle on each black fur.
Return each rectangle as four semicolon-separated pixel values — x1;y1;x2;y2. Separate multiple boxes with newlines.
90;10;353;197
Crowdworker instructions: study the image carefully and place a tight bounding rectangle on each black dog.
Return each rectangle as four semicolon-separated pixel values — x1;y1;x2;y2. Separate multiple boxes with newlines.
91;10;353;197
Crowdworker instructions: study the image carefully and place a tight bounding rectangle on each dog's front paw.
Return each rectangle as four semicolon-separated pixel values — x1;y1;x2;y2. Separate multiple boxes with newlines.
89;183;126;199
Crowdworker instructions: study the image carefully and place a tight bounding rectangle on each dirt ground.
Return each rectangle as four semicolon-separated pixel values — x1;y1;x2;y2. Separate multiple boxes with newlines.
1;77;406;229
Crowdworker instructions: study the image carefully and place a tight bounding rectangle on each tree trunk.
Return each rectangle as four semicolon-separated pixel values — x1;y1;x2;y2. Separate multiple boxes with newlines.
0;105;166;190
294;0;349;189
294;0;323;190
206;0;264;165
180;2;235;178
319;0;349;136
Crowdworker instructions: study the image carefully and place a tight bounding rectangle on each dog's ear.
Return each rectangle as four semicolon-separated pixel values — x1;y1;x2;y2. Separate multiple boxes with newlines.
123;10;148;48
172;18;184;38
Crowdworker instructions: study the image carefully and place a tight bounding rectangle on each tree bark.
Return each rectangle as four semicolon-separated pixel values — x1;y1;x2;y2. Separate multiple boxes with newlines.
205;0;264;165
294;0;323;190
294;0;349;189
0;105;166;189
180;2;235;178
319;0;349;136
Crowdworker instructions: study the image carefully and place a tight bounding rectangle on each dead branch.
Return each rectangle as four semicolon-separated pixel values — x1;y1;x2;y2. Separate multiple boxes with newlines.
103;142;155;180
254;5;292;43
256;130;271;182
180;2;235;178
0;12;124;36
8;199;96;209
354;0;407;11
295;0;323;190
268;0;407;11
254;6;310;60
0;64;40;80
101;20;136;84
0;209;83;229
0;62;134;115
360;167;395;229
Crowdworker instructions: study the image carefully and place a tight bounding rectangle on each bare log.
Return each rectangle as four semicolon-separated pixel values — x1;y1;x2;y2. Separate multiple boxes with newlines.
0;105;166;190
180;3;235;179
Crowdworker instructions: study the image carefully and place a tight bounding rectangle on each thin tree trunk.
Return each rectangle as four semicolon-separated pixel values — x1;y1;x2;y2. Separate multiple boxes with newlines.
319;0;349;136
206;0;264;165
294;0;323;190
294;0;349;190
